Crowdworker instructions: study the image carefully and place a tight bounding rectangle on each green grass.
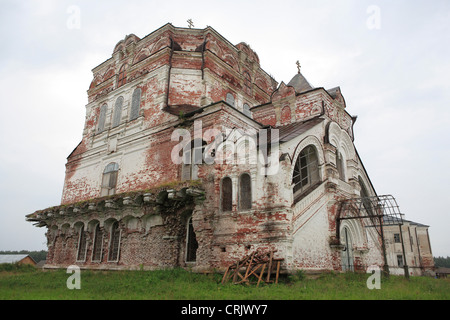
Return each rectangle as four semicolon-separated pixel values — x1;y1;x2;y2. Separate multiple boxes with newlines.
0;264;449;300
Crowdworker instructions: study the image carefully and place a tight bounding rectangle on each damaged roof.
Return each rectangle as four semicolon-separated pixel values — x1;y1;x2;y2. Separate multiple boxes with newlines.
277;117;324;143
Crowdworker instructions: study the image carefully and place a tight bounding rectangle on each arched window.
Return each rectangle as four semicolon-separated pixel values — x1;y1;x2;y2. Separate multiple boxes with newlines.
292;145;320;201
92;223;103;262
337;151;345;181
101;162;119;196
226;92;235;107
112;96;124;128
76;224;87;262
181;139;206;181
117;65;127;87
185;217;198;263
97;104;107;133
108;221;121;262
221;177;233;212
243;103;251;117
239;173;252;210
130;88;141;121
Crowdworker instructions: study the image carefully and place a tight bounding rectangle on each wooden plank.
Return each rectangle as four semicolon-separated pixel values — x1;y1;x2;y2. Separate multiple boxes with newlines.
257;264;266;287
243;252;256;280
221;266;230;284
266;250;274;283
275;261;281;284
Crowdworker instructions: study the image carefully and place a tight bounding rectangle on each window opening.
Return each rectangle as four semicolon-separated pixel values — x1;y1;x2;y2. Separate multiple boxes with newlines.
186;217;198;262
221;177;233;212
292;145;320;201
108;221;121;262
239;173;252;210
101;162;119;196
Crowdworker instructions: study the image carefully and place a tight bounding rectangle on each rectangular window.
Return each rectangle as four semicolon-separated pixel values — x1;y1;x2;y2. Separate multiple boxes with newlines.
394;233;401;243
397;255;404;268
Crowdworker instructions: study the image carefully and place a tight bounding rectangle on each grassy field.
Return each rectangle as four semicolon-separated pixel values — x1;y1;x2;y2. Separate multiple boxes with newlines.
0;264;449;300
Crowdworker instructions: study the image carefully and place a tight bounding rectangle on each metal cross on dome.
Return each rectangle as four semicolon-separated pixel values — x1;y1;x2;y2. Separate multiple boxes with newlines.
187;19;194;28
296;60;301;74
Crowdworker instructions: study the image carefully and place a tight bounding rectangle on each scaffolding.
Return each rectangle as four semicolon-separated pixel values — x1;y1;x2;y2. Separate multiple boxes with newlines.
337;194;409;278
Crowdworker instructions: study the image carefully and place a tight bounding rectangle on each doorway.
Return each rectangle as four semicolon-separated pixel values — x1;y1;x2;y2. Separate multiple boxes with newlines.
341;227;354;271
186;217;198;263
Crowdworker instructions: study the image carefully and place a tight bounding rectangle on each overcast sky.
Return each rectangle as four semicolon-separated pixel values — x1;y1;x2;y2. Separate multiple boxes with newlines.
0;0;449;258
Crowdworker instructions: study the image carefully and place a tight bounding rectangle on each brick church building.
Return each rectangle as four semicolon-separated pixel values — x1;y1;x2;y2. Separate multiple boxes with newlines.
26;23;434;275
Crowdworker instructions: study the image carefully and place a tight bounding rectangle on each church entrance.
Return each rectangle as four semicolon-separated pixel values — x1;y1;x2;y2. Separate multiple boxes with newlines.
341;227;354;272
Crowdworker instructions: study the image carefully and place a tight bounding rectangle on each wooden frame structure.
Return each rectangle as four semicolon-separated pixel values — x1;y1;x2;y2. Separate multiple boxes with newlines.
221;249;283;287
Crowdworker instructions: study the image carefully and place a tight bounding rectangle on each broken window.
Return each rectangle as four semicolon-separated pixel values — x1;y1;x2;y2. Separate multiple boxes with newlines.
97;104;107;133
92;223;103;262
101;162;119;196
221;177;233;212
118;64;127;87
108;221;121;262
239;173;252;210
394;233;401;243
186;217;198;263
226;92;235;107
130;88;141;121
76;225;87;262
292;145;320;202
112;96;124;128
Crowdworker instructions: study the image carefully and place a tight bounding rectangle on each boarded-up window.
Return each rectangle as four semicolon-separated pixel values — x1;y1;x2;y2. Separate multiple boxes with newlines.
97;104;107;133
112;96;124;128
101;162;119;196
76;225;87;262
186;217;198;262
292;145;320;201
108;221;121;262
221;177;232;212
239;173;252;210
226;93;235;107
92;224;103;262
118;65;127;87
130;88;141;121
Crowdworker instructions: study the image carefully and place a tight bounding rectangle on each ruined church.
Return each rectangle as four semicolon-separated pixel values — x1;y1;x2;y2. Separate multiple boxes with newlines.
27;23;434;275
